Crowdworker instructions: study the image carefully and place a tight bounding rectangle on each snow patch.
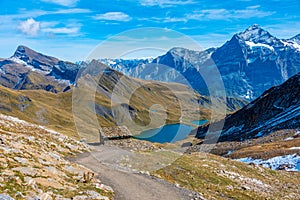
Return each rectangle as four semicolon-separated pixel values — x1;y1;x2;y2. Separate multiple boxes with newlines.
237;154;300;172
245;41;274;51
9;57;28;65
289;147;300;150
284;137;294;141
281;40;300;51
241;89;253;100
226;150;234;155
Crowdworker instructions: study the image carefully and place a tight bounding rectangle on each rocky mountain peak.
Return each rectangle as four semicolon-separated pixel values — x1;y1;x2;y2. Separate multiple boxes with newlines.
13;45;28;58
236;24;278;45
12;45;59;68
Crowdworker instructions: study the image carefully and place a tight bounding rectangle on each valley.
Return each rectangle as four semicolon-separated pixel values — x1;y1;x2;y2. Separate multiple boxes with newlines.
0;24;300;200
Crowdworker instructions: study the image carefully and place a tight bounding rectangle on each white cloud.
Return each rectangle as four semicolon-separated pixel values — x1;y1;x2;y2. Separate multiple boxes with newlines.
42;27;79;34
54;8;91;14
17;18;81;36
246;5;261;9
17;18;40;36
94;12;132;22
140;0;195;8
40;0;79;7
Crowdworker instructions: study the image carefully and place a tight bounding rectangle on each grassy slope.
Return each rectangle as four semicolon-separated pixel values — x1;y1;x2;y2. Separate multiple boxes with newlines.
0;85;75;137
0;76;213;140
155;152;300;200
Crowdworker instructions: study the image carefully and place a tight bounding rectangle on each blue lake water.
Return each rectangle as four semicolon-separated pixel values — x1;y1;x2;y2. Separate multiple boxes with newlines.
190;119;208;126
134;124;194;144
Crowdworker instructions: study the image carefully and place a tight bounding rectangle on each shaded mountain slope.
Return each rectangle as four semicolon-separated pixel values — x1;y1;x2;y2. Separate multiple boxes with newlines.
195;72;300;142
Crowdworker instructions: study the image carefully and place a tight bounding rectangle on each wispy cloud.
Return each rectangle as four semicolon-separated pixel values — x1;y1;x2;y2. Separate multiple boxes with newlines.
17;18;40;36
42;27;79;34
40;0;79;7
246;5;261;9
42;20;82;35
93;12;132;22
164;17;188;23
187;8;274;20
138;6;274;24
138;16;187;23
0;8;91;21
53;8;91;14
140;0;196;8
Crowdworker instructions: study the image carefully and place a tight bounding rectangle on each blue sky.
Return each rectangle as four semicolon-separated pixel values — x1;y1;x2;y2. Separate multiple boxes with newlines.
0;0;299;61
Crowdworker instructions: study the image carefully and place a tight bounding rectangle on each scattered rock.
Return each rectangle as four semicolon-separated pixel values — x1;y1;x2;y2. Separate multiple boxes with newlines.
0;114;113;199
12;167;37;176
86;190;109;200
0;194;14;200
14;157;28;165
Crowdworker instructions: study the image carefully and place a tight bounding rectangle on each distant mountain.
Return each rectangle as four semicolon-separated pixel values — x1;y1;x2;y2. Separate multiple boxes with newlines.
13;45;80;83
212;24;300;99
100;47;215;95
102;24;300;100
194;72;300;142
0;45;80;93
0;47;228;139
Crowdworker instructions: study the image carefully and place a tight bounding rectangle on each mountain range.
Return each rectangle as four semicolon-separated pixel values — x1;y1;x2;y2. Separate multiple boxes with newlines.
101;24;300;100
1;45;235;140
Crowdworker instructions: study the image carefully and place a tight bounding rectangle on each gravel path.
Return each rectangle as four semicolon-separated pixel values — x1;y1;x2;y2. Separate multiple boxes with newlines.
71;145;202;200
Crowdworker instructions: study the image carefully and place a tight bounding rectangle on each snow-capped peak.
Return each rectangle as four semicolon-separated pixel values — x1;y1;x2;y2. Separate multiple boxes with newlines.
236;24;278;45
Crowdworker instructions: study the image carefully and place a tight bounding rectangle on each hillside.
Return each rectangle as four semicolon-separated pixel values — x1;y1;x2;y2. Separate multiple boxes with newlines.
0;114;113;199
154;152;300;200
